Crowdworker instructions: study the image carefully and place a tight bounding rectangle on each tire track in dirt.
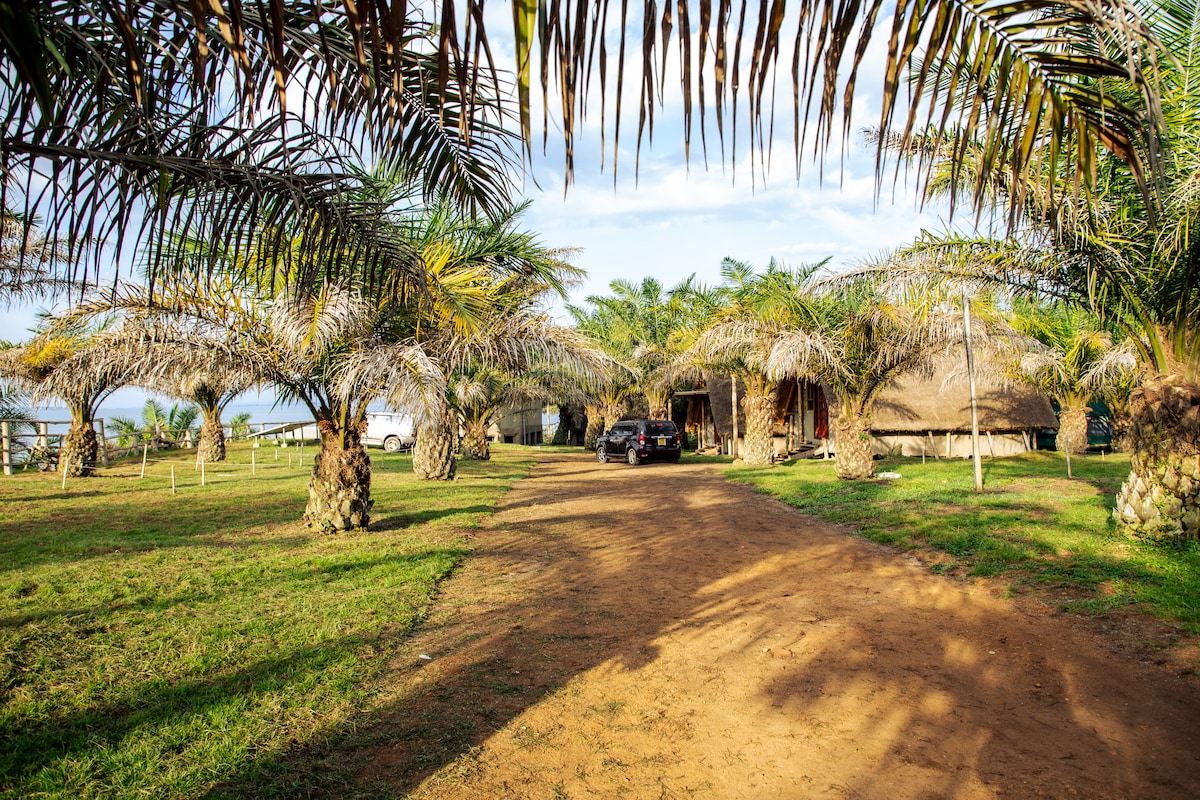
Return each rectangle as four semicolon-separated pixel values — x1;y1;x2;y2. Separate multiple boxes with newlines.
361;452;1200;799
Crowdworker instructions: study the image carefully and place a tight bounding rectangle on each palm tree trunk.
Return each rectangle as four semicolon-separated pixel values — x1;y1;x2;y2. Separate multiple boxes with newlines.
740;389;776;465
197;415;226;463
304;426;373;531
461;417;491;460
584;404;604;450
414;406;458;480
646;390;670;421
1057;405;1090;455
60;417;97;477
1114;376;1200;541
834;411;875;480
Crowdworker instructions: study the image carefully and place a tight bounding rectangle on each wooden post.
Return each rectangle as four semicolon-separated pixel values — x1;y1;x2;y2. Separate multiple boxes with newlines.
61;455;68;490
921;437;926;465
730;373;739;460
1;421;11;476
251;450;256;475
928;431;939;460
140;444;149;478
962;289;983;492
986;431;995;458
97;418;109;467
171;465;176;495
946;432;952;459
1065;447;1073;480
37;422;48;453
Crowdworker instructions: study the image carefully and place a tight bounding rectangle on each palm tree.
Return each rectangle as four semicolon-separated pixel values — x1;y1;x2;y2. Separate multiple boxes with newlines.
109;399;200;450
1;1;517;297
0;318;138;476
452;366;565;461
570;276;707;421
0;2;1164;296
686;258;831;465
396;203;609;481
1008;301;1137;455
83;279;444;530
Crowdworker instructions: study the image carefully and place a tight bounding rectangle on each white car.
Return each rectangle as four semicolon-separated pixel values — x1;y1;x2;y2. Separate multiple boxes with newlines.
363;411;416;452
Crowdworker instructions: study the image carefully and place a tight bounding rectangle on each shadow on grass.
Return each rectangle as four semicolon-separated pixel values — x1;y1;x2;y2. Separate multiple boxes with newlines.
370;506;495;532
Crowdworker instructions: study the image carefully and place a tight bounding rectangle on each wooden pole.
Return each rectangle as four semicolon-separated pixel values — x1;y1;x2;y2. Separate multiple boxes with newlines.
251;450;256;475
171;465;176;495
962;290;984;492
730;373;739;460
1065;447;1073;479
97;418;109;467
140;444;149;478
928;431;940;460
1;421;10;477
37;421;47;453
61;455;68;490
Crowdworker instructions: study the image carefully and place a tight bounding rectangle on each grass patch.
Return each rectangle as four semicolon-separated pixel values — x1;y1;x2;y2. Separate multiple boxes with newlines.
0;442;535;799
728;451;1200;633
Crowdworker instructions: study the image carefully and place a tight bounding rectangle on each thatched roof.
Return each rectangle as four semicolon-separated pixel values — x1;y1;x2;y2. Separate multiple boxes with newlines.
868;361;1058;433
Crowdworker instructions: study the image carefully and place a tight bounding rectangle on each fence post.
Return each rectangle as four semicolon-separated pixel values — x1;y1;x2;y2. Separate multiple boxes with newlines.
1;421;11;476
97;418;110;467
171;464;176;495
141;444;149;478
251;450;256;475
37;421;48;452
61;455;68;490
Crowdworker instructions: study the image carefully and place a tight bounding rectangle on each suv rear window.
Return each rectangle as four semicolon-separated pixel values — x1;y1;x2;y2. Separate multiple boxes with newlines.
644;422;677;435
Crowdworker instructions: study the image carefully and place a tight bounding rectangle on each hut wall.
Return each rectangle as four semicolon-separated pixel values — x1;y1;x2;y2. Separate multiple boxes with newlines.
871;432;1033;458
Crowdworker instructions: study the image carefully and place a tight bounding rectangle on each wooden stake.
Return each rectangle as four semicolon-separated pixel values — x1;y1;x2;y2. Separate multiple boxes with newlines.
141;444;149;479
97;418;109;467
252;450;256;475
1;420;10;477
61;455;68;490
171;465;176;495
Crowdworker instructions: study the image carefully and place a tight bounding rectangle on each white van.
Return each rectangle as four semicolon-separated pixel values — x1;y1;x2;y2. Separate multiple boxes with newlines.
363;411;416;452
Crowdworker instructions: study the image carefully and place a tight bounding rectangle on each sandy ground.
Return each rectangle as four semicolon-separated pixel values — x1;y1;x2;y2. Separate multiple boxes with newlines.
361;452;1200;799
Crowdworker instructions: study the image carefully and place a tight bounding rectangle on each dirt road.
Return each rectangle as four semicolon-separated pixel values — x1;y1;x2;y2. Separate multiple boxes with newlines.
365;453;1200;799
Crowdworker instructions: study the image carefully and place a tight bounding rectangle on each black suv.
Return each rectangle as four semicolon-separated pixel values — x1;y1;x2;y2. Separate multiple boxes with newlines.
596;420;682;465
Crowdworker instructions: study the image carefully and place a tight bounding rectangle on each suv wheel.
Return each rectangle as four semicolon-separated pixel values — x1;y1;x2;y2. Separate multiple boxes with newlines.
383;436;403;453
596;447;608;463
626;448;640;466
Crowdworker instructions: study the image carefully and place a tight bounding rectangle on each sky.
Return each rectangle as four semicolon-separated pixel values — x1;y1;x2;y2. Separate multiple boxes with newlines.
2;10;961;408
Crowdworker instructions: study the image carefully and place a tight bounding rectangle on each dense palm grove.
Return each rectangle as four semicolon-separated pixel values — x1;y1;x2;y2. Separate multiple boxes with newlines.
1;0;1198;544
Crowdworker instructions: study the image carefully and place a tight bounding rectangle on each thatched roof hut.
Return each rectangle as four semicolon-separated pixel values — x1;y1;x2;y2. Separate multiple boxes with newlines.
868;369;1058;433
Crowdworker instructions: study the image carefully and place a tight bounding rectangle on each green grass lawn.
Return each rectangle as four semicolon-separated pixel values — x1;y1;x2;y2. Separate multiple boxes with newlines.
728;451;1200;634
0;442;534;799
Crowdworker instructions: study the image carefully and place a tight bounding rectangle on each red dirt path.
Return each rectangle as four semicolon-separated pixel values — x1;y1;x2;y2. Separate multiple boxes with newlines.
364;452;1200;799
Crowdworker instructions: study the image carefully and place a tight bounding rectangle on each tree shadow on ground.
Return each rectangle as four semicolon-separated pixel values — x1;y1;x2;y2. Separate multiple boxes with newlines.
201;454;1200;799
